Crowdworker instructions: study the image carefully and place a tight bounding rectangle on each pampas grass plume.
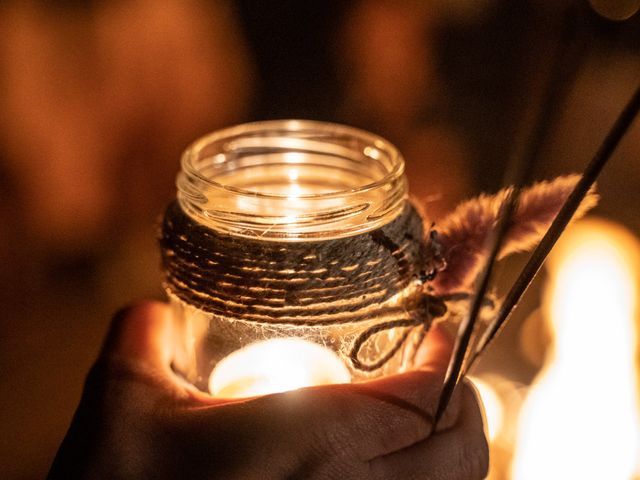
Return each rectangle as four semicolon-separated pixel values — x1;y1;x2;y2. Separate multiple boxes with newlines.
431;174;598;294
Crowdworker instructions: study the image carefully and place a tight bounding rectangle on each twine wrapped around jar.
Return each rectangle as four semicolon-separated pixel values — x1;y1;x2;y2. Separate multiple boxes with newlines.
161;199;449;375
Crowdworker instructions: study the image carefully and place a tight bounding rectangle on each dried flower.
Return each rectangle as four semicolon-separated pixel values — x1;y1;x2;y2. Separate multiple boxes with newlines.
432;174;598;294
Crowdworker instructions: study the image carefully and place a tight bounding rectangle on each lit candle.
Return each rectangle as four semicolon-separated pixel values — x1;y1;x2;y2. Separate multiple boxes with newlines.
209;338;352;398
163;120;418;394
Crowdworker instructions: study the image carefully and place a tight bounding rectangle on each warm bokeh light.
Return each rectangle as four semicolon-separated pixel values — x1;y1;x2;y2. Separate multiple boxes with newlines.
469;376;505;442
512;219;640;479
209;338;352;398
588;0;640;21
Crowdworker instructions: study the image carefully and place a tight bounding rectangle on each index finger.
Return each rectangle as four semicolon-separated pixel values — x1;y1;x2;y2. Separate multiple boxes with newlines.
269;324;457;461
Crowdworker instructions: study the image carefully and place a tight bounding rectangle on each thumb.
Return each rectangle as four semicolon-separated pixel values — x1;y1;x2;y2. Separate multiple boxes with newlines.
95;301;216;403
100;301;175;372
50;302;185;478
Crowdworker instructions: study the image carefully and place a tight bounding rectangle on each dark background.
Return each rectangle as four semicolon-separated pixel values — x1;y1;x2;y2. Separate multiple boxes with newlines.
0;1;638;478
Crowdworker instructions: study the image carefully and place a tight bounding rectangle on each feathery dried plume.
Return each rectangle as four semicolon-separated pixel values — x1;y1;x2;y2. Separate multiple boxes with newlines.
431;174;598;294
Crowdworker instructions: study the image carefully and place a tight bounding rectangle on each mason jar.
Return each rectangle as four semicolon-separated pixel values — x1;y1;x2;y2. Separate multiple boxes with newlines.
160;120;438;398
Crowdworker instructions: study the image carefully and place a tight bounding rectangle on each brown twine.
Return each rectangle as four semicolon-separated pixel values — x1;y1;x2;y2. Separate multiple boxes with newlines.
160;201;446;371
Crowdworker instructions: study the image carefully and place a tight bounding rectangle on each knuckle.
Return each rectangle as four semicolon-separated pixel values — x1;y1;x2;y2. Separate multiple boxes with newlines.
324;419;362;462
295;390;359;459
459;435;489;479
373;410;431;452
300;422;363;479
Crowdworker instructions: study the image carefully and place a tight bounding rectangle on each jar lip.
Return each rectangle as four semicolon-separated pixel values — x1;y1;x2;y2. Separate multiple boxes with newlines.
181;119;404;199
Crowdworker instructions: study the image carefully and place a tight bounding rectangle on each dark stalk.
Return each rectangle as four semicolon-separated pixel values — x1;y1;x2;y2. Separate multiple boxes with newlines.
467;83;640;371
434;5;588;423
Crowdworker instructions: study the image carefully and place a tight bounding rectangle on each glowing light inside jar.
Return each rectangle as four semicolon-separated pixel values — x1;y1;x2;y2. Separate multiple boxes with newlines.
170;121;411;393
209;338;352;398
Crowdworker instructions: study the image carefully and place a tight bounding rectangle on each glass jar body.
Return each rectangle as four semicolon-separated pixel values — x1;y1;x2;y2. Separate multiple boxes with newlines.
161;120;428;397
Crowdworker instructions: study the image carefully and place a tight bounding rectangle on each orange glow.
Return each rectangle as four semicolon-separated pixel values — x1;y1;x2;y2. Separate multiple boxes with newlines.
469;376;504;442
512;219;640;479
209;338;352;398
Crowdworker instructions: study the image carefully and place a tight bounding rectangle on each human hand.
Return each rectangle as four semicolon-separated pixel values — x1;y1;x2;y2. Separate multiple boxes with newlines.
48;302;488;479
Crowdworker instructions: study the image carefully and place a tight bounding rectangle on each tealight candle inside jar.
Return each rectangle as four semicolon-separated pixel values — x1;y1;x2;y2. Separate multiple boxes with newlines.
209;338;351;398
161;120;428;397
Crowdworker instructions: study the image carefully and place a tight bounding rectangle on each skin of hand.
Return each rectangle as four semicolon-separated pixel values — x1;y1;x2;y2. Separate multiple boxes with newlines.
48;302;488;480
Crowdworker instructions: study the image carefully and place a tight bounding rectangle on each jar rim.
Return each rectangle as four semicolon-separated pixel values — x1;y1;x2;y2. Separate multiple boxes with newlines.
177;119;408;240
181;119;405;199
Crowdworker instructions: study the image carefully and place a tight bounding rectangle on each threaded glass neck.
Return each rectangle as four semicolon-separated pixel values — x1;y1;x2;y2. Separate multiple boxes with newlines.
177;119;407;241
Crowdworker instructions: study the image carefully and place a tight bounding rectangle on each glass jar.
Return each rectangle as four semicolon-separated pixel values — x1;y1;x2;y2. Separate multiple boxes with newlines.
160;120;433;398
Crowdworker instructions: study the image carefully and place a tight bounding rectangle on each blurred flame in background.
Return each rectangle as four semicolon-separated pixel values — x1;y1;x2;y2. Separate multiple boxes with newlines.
509;218;640;479
469;373;526;479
